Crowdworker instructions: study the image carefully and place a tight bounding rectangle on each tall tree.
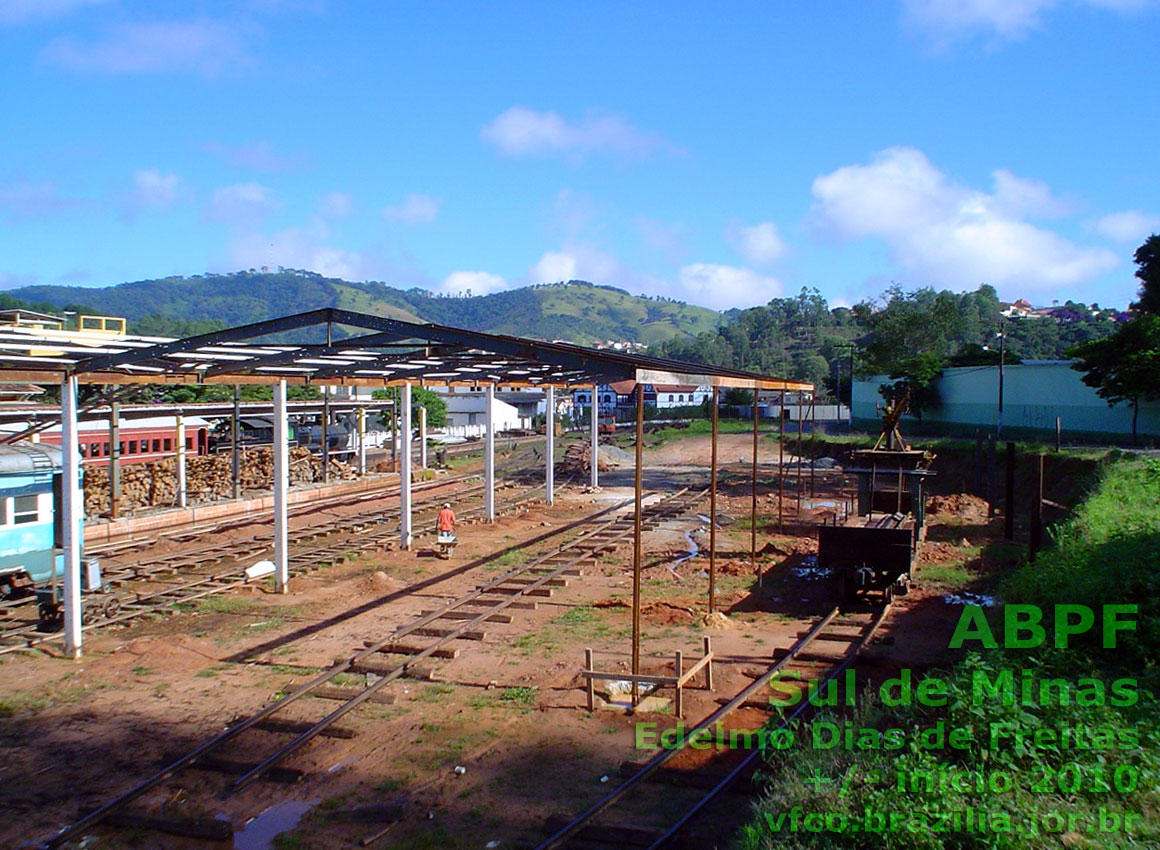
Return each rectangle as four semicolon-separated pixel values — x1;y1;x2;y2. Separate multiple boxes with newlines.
1068;315;1160;441
1132;234;1160;315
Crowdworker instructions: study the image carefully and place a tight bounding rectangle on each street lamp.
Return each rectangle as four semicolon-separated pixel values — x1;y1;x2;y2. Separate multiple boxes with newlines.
996;320;1006;436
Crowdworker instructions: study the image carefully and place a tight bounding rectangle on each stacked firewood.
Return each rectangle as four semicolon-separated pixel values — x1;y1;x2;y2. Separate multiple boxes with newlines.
557;442;616;475
83;447;357;516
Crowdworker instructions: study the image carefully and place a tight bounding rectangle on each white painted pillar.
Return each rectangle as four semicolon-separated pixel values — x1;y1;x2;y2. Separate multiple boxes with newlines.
400;383;413;549
419;405;427;470
589;382;599;488
273;380;289;593
545;385;555;505
61;375;83;659
356;408;366;476
485;383;495;522
175;414;187;508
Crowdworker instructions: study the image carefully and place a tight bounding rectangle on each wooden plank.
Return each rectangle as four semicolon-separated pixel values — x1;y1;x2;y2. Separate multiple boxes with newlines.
171;754;304;784
310;686;396;704
370;642;459;659
478;586;552;597
420;610;513;623
411;627;486;641
582;670;677;687
81;808;233;842
253;718;357;738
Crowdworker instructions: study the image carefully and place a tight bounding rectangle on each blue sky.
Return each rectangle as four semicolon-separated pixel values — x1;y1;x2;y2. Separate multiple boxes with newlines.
1;0;1157;311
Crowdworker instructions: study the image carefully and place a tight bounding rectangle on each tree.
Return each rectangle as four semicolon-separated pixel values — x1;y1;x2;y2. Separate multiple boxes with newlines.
372;387;447;428
1131;234;1160;315
1068;314;1160;441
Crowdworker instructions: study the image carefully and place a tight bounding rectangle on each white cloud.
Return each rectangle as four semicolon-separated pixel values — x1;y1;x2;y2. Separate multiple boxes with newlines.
227;221;368;280
676;264;783;311
127;168;182;211
529;245;620;285
41;19;252;75
481;106;682;159
204;181;277;224
989;169;1074;218
382;193;440;225
903;0;1156;42
0;0;107;24
317;191;353;219
1091;210;1160;243
0;180;83;219
810;146;1119;290
439;270;508;297
726;221;788;265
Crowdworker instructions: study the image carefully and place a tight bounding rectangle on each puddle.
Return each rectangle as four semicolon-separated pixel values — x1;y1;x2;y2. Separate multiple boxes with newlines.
943;592;999;607
234;799;319;850
802;499;839;510
668;528;700;579
790;554;833;581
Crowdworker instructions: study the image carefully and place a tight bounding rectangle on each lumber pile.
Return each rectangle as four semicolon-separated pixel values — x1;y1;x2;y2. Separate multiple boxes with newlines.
557;442;616;476
83;447;357;516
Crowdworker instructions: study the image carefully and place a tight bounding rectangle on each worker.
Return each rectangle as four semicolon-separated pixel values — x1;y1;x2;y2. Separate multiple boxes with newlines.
437;502;456;537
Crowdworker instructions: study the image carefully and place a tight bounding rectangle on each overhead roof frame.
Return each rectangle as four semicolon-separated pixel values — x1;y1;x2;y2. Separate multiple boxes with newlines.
0;308;812;392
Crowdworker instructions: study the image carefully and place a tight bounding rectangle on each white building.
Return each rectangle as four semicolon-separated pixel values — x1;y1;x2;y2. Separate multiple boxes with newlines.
652;384;711;409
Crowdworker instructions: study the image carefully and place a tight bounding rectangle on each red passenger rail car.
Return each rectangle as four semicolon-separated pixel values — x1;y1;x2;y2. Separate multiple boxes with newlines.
11;417;212;466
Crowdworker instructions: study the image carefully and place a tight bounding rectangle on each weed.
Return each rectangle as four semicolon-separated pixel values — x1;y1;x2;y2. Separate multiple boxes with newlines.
499;686;538;705
131;666;153;676
417;684;455;702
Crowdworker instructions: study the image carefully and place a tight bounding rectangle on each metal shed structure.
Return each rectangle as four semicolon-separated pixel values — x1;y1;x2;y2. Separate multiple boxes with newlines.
0;308;813;693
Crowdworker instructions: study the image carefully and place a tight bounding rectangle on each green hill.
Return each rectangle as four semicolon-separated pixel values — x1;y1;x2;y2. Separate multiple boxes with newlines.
8;270;721;345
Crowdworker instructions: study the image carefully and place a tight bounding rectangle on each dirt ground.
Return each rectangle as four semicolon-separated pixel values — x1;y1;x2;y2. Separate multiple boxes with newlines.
0;433;1010;850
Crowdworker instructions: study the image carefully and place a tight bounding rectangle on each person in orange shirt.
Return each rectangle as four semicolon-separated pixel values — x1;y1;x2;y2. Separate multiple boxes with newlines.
437;502;456;536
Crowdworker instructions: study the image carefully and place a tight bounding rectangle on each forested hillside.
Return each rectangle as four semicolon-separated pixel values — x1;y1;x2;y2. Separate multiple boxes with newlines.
9;271;720;346
6;271;1122;397
659;284;1122;397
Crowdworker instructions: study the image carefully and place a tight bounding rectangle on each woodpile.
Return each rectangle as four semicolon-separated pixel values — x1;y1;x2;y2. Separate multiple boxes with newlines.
83;447;358;517
557;441;616;476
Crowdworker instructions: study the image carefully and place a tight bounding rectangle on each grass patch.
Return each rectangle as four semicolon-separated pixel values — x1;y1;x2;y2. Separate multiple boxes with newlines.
416;684;455;702
919;564;974;585
192;596;259;614
498;686;538;705
195;664;232;678
740;457;1160;850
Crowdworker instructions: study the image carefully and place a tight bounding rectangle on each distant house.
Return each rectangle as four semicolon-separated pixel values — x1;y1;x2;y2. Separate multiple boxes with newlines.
572;381;711;416
653;384;710;409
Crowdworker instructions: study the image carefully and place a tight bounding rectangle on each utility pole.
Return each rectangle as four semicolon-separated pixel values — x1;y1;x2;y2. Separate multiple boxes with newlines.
996;318;1006;437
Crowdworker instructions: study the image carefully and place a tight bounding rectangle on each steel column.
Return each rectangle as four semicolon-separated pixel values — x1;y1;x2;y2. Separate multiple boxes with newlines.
175;414;187;508
108;400;120;519
401;383;413;549
419;405;428;470
709;386;718;614
273;380;289;593
631;383;644;707
545;385;555;505
61;375;83;659
322;390;330;484
231;386;240;500
778;390;785;533
752;391;759;588
485;383;495;522
357;408;366;476
589;383;599;488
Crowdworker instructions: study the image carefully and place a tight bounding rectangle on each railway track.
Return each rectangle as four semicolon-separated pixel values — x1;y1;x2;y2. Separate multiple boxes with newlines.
36;486;709;849
534;601;891;850
85;469;483;561
0;475;543;655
